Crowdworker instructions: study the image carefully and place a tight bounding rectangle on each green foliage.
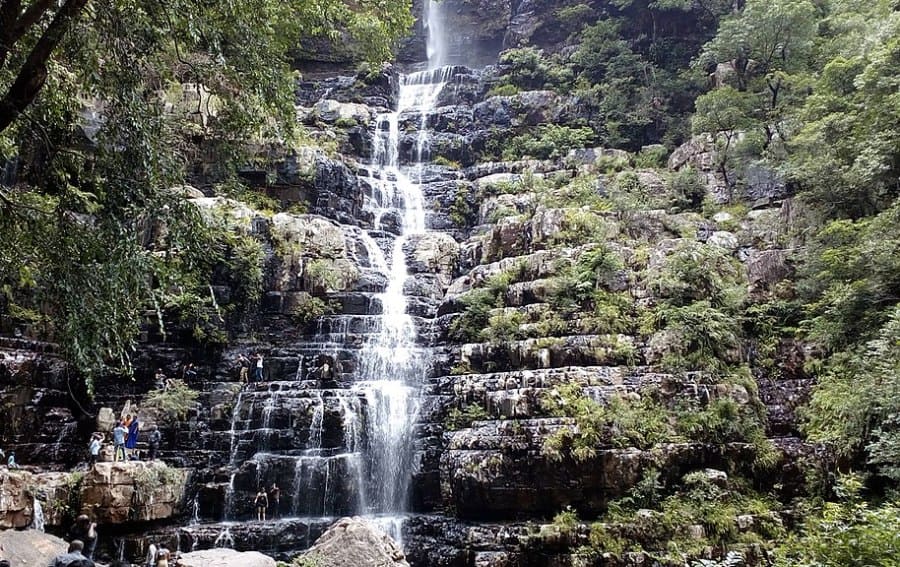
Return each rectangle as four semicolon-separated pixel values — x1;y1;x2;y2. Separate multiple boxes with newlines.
552;506;580;534
485;84;520;98
482;310;528;343
645;301;742;371
556;4;597;35
144;379;200;424
698;0;817;95
290;295;335;326
449;266;527;342
432;156;462;169
502;124;595;161
448;185;474;228
305;259;343;293
547;245;628;325
0;0;411;390
775;476;900;567
444;404;490;430
496;47;574;91
633;145;669;168
646;240;745;308
799;201;900;352
132;464;184;507
804;307;900;479
571;18;699;149
542;385;673;461
667;168;707;211
599;471;785;560
533;174;609;211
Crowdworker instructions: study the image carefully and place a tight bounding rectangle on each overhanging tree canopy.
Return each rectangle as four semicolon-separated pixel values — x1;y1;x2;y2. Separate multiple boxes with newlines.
0;0;412;386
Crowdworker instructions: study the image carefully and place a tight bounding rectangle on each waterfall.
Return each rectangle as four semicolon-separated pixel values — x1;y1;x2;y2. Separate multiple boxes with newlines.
31;497;45;532
425;0;448;69
337;0;453;532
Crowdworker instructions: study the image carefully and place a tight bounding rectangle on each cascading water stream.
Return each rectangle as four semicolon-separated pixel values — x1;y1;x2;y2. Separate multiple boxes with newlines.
352;5;452;529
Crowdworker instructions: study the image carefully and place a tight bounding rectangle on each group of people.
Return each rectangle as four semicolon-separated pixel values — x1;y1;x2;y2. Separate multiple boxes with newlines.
236;353;265;383
41;513;172;566
254;483;280;521
86;413;161;464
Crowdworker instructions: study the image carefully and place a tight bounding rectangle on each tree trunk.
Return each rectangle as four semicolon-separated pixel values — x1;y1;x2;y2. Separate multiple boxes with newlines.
0;0;91;135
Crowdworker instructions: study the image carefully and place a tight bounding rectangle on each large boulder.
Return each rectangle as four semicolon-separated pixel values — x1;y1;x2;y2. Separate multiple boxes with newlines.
0;529;67;567
299;516;410;567
176;548;276;567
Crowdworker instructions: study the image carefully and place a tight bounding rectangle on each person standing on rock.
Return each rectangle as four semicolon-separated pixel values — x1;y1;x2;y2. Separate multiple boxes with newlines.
254;488;269;521
68;515;98;560
112;421;128;462
236;354;251;383
269;483;281;518
254;353;264;382
147;425;162;461
6;452;18;469
88;434;101;465
126;415;140;459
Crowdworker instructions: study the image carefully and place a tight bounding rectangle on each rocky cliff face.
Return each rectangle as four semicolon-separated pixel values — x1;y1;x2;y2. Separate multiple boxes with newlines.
1;13;824;567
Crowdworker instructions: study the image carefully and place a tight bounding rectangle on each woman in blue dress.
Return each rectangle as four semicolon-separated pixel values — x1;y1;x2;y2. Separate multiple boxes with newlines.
126;415;140;459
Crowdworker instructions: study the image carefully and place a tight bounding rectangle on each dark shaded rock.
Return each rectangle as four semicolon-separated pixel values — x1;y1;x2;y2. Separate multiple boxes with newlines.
311;157;366;226
744;161;792;205
0;341;87;468
296;67;399;109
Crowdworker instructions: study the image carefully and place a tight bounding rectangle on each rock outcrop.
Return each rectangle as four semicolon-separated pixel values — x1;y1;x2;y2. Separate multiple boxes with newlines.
0;529;67;567
0;462;188;529
80;462;190;524
299;517;410;567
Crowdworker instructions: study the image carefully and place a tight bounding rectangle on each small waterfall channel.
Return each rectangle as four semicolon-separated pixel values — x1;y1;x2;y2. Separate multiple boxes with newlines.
210;0;452;550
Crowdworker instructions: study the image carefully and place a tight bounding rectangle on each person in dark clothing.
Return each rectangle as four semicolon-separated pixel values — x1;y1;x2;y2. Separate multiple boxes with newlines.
269;483;280;518
48;540;95;567
147;425;162;461
254;489;268;521
236;354;251;383
68;515;97;559
182;362;198;380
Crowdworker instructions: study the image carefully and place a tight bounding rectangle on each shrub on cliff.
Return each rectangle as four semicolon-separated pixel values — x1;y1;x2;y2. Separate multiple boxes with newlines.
775;476;900;567
144;380;199;424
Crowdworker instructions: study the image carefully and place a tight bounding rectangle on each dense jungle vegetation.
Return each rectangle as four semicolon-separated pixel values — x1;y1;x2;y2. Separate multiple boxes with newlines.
1;0;899;564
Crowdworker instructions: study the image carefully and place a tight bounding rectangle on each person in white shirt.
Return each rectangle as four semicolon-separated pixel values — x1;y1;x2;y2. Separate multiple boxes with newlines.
88;434;101;465
254;354;264;382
